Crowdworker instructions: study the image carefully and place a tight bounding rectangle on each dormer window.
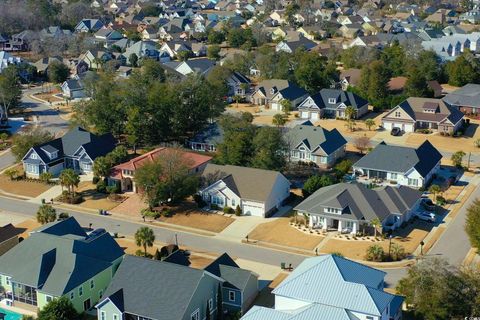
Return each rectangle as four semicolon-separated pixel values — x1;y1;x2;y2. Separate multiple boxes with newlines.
328;98;337;104
270;87;277;94
30;153;38;160
395;111;401;117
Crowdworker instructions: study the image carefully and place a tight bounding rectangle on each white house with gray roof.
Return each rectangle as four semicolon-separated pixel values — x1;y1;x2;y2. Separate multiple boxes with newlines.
353;140;442;188
298;89;369;120
295;182;422;234
199;164;291;217
443;83;480;114
241;254;404;320
285;123;347;168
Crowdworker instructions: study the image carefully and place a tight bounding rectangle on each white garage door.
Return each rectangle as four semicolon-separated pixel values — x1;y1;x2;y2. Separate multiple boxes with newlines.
242;204;264;217
271;102;281;111
404;124;414;132
310;112;319;120
383;122;392;130
300;111;309;119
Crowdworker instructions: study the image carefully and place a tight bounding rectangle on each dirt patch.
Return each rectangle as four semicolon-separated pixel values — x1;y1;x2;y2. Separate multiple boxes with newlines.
315;118;379;140
0;166;53;197
33;90;64;103
406;132;480;153
189;255;214;269
159;211;235;233
76;181;122;211
248;218;324;250
15;219;41;239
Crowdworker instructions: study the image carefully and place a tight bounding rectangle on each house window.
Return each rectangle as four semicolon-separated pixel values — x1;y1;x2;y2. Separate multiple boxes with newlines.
408;178;418;186
100;311;106;320
79;286;83;297
70;292;74;300
113;314;119;320
6;277;10;286
328;98;336;104
366;317;374;320
208;298;213;312
30;153;38;159
395;111;401;117
26;164;39;174
390;173;397;179
232;199;235;206
49;151;58;160
191;309;200;320
46;295;53;303
90;279;94;289
228;291;235;301
212;195;224;206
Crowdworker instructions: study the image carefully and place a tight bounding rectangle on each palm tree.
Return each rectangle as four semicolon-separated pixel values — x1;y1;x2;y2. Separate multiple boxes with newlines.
370;218;381;237
429;184;441;203
365;118;376;131
36;204;57;225
59;169;80;195
345;105;356;120
135;226;155;257
366;244;384;262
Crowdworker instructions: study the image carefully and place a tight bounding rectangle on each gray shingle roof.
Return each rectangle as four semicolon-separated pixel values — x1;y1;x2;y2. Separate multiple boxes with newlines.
285;124;347;156
306;89;369;110
443;83;480;108
295;183;422;222
0;218;124;296
396;97;464;125
353;140;442;177
201;164;289;203
101;255;216;320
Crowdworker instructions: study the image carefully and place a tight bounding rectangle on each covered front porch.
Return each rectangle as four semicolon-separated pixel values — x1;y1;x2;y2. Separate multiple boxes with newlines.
309;215;359;234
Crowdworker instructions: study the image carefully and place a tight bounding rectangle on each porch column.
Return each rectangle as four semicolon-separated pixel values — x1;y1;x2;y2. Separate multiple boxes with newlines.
352;222;357;234
309;215;314;228
323;218;328;230
337;220;342;232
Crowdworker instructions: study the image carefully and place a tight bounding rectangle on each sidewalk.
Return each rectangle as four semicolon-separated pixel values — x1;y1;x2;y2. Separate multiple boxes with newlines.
27;185;63;204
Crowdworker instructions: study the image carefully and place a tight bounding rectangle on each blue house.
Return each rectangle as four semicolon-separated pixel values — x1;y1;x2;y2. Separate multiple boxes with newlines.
204;253;259;315
22;127;116;178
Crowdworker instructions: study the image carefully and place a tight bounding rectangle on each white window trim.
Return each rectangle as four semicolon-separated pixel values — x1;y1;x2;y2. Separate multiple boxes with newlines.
78;286;83;297
70;291;74;300
90;279;95;289
191;309;200;320
228;290;236;302
100;311;106;320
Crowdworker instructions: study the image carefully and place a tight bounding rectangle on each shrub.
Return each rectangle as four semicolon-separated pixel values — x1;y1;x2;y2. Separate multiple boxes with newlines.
58;212;69;220
210;204;220;210
235;205;242;216
106;185;118;194
59;191;83;204
96;181;107;193
135;249;153;258
162;209;173;217
193;194;206;207
223;206;234;214
365;244;385;262
390;243;407;261
436;195;447;205
92;176;100;184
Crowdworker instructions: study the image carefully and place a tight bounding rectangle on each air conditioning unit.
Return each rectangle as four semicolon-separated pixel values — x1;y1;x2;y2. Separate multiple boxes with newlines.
2;299;13;307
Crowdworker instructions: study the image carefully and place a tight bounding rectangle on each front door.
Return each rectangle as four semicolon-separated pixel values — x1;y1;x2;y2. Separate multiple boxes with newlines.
332;219;339;229
83;298;91;311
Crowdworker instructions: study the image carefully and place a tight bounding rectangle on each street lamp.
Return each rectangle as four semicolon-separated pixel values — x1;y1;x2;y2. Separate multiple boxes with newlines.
420;241;424;256
388;234;393;259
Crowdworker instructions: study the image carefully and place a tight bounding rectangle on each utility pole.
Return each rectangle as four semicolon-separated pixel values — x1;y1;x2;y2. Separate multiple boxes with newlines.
467;152;471;171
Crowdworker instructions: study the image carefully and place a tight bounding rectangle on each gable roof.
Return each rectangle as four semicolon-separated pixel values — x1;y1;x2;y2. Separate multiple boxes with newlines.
201;164;289;203
100;255;217;320
24;127;116;164
295;183;422;222
443;83;480;108
285;125;347;156
353;140;442;177
0;217;124;296
204;253;256;291
272;255;398;316
305;89;368;110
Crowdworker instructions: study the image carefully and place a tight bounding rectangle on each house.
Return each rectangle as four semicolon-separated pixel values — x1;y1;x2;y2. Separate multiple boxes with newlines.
124;40;160;64
109;147;212;192
296;182;422;233
187;122;224;152
353;140;442;188
96;255;221;320
22;127;116;178
382;97;464;134
199;164;291;217
61;78;86;99
94;28;124;46
33;56;64;77
339;68;361;90
165;58;215;76
0;51;23;74
204;253;259;314
160;41;206;59
443;83;480;114
0;224;23;256
241;254;404;320
0;217;124;313
227;71;251;98
251;79;308;111
75;19;105;33
298;89;369;120
285;123;347;168
275;37;317;53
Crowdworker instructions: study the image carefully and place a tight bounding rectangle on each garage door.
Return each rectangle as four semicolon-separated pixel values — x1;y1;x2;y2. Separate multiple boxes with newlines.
271;102;280;111
310;112;319;121
300;111;309;119
404;124;414;132
242;204;264;217
383;122;392;130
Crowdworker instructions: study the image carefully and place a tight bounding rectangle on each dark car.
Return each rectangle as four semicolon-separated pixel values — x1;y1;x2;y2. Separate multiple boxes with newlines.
421;198;436;211
391;127;402;136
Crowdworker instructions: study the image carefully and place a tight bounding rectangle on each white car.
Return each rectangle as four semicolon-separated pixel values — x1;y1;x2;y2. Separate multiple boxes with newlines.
415;211;435;222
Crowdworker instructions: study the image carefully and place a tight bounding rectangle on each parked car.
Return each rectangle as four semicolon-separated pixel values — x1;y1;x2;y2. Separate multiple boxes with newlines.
447;175;458;186
391;127;402;136
421;198;436;211
415;211;435;222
